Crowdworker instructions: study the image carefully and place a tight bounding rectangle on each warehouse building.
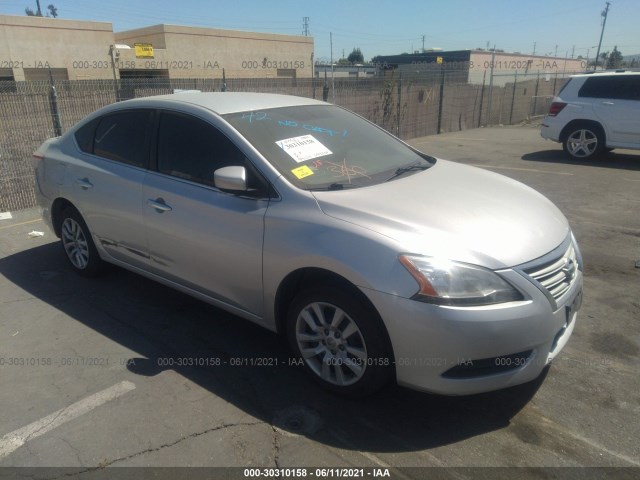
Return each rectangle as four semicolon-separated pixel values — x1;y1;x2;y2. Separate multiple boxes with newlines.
0;14;314;81
374;50;587;86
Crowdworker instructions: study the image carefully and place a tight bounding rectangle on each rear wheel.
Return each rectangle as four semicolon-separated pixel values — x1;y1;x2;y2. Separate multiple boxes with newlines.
562;124;605;160
287;287;393;397
59;207;103;277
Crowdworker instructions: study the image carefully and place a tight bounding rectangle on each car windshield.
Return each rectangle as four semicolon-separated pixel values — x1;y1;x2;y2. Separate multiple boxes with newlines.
223;105;435;190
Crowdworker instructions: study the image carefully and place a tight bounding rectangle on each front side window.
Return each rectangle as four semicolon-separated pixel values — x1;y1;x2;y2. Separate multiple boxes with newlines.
157;112;248;187
224;105;434;190
93;110;152;167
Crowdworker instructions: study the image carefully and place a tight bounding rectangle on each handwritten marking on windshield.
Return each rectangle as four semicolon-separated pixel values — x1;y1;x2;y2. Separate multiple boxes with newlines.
326;159;370;182
242;112;271;123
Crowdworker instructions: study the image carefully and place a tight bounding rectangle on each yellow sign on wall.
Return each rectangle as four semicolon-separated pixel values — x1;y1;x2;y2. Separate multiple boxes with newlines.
134;43;154;59
436;56;443;64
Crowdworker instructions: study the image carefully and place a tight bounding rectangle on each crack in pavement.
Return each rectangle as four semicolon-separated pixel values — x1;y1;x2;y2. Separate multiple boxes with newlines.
23;410;65;444
41;421;264;478
271;425;281;468
105;421;264;466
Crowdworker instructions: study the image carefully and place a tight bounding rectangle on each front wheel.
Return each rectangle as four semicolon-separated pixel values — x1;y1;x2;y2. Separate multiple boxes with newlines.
562;125;605;160
287;287;393;397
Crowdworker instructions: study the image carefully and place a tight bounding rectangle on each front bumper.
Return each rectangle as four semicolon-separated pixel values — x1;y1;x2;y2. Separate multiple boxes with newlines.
363;265;582;396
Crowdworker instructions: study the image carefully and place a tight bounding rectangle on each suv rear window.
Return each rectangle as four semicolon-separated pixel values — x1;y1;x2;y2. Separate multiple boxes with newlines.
579;75;640;101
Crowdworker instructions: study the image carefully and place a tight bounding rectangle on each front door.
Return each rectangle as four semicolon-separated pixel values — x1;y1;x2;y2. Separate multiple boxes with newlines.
143;111;268;317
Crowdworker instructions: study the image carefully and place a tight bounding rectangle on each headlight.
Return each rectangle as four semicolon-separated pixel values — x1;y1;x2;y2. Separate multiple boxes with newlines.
399;255;523;306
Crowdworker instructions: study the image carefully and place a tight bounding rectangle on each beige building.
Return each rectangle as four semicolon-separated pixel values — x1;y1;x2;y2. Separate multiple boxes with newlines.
114;24;313;79
0;15;115;81
378;50;588;86
0;14;314;81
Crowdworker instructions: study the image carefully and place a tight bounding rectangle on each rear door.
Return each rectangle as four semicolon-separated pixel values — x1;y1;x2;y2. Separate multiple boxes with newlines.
142;110;269;317
582;75;640;146
69;109;152;267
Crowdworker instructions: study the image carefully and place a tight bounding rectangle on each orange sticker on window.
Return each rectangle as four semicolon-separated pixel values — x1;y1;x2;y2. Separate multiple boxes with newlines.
291;165;314;179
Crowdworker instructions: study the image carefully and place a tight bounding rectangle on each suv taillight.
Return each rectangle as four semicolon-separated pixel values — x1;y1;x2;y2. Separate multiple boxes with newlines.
548;102;567;117
32;152;45;169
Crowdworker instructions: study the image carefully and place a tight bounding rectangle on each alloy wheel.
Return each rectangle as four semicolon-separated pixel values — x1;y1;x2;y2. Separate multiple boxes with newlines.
61;217;90;269
295;302;368;386
566;129;599;158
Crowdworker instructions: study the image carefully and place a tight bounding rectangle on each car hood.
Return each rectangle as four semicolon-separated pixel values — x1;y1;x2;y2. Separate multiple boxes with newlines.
312;159;569;269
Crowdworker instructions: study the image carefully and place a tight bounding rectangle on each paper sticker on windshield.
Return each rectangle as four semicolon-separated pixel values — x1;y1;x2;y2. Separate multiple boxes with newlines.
275;135;332;163
291;165;314;179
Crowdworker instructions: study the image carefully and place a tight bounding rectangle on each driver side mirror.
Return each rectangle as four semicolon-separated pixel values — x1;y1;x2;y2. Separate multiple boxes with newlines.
214;166;248;191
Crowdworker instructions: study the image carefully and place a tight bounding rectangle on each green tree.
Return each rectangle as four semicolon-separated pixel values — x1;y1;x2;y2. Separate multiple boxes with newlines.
347;48;364;64
607;46;623;69
25;0;42;16
25;1;58;17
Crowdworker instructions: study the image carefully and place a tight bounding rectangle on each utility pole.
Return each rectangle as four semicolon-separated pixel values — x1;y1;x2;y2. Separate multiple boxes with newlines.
302;17;309;36
594;1;611;70
554;45;558;57
571;45;575;58
532;41;536;55
487;44;496;126
330;32;335;103
422;35;425;53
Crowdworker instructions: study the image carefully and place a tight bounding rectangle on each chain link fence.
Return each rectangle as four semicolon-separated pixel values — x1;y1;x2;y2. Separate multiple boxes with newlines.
0;69;578;211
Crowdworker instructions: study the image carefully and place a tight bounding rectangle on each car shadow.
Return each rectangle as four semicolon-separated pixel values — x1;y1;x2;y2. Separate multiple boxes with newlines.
521;149;640;171
0;242;546;453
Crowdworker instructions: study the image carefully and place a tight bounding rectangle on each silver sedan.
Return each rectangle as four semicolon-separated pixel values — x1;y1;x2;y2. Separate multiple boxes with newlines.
34;92;583;396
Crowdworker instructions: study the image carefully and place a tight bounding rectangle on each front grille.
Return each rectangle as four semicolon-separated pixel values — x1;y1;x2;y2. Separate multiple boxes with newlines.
524;244;578;301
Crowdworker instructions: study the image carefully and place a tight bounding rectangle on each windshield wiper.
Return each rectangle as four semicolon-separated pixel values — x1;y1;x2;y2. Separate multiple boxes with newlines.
385;163;430;182
309;182;362;191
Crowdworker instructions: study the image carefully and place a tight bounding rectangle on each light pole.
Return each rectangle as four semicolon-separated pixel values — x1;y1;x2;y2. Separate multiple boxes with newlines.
594;1;611;70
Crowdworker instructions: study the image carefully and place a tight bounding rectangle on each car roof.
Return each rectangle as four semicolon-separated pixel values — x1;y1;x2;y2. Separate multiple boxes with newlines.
115;92;328;115
569;70;640;79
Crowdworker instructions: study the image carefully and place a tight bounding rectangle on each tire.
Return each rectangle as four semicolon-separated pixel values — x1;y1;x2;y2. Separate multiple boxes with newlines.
58;206;103;277
286;287;393;397
562;123;605;160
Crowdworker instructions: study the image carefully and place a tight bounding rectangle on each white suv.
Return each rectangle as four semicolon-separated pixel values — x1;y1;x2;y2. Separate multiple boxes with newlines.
540;71;640;159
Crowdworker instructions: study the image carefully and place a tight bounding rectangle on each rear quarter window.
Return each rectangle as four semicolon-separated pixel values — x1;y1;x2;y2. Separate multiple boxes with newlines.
74;117;100;154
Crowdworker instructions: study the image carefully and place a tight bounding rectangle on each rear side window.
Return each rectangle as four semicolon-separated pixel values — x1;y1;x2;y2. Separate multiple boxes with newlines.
93;110;152;167
579;76;640;101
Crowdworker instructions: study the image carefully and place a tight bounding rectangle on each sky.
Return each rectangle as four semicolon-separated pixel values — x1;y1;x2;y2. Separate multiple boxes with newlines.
1;0;638;61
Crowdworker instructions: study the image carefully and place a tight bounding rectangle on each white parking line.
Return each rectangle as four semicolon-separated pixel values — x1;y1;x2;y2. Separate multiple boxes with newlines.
440;137;490;141
0;380;135;459
470;164;574;175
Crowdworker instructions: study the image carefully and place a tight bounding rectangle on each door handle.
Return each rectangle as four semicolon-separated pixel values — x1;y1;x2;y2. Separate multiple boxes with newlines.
76;178;93;190
147;198;172;213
